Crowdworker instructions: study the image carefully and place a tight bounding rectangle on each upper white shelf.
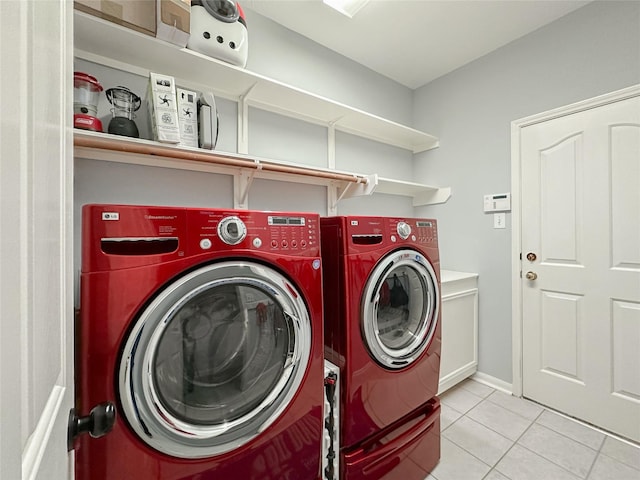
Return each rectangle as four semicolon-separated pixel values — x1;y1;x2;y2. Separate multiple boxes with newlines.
74;10;439;153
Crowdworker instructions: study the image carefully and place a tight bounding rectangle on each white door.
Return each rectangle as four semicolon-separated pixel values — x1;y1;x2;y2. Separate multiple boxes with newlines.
0;1;74;478
519;90;640;442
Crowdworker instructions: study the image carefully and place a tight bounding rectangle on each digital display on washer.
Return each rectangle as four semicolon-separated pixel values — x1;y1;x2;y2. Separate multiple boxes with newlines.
417;221;433;228
268;216;306;226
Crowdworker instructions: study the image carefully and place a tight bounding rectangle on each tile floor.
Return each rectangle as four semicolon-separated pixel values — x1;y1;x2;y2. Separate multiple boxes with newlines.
426;378;640;480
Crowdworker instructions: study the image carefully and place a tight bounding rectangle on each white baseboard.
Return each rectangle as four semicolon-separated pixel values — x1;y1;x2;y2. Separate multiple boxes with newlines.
471;371;513;395
438;363;477;395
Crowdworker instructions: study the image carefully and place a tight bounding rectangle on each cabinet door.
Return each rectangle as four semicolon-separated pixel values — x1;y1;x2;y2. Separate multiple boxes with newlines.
0;1;74;477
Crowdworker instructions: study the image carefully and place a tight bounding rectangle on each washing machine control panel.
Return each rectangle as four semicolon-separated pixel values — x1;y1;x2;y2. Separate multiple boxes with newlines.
265;215;319;252
189;210;320;255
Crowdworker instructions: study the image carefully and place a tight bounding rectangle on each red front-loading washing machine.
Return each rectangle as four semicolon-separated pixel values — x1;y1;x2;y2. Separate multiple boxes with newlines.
73;204;325;479
320;216;442;480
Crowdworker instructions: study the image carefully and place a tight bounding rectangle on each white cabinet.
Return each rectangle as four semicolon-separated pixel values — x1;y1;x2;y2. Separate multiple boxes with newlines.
438;270;479;394
73;10;451;212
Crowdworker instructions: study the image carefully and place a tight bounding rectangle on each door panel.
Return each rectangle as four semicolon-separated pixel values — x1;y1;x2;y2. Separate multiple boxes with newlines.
0;0;73;477
521;94;640;443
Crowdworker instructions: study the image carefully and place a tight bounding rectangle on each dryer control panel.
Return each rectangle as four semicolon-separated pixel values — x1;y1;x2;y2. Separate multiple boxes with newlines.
342;216;438;245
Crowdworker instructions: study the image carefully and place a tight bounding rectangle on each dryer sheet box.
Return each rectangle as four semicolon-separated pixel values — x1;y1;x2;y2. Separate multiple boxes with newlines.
147;72;181;144
176;87;198;148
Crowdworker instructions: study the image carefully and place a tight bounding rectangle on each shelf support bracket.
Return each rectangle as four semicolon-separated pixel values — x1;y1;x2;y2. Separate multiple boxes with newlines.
234;160;261;209
328;175;370;214
237;82;258;155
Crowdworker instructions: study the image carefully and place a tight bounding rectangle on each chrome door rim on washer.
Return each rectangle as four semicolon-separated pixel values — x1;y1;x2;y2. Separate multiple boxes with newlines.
361;249;439;369
119;261;312;459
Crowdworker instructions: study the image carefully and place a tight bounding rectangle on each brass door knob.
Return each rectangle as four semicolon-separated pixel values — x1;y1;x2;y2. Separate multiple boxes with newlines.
525;271;538;280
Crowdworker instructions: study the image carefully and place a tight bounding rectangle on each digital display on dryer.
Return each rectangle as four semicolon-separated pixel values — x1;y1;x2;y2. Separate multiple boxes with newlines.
268;216;306;226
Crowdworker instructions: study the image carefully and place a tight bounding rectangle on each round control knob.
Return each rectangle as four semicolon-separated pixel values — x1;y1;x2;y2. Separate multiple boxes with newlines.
217;216;247;245
397;221;411;240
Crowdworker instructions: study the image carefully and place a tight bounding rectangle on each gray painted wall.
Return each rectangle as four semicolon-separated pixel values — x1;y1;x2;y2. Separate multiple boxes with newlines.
412;0;640;382
243;9;414;126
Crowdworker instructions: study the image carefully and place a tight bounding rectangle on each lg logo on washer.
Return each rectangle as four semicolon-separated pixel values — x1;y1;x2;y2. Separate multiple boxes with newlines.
101;212;119;221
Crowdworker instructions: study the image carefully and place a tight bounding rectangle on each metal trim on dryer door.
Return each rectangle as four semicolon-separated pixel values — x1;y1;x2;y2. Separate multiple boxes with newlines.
119;260;312;459
362;249;440;369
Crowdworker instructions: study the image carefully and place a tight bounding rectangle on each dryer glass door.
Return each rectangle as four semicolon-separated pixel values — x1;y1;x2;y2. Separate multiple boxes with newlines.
362;249;440;369
118;261;311;459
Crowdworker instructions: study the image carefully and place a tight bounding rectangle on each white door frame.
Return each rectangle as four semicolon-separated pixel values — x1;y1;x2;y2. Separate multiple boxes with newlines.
510;84;640;397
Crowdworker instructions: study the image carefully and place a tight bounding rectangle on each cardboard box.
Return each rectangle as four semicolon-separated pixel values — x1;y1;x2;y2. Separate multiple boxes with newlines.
147;72;180;144
74;0;156;37
176;88;198;148
157;0;190;47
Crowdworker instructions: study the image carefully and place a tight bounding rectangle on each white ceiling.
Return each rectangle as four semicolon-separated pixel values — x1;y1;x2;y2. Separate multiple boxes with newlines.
242;0;592;89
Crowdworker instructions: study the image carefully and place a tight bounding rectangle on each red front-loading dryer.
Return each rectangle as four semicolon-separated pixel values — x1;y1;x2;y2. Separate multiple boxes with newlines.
74;204;325;480
320;216;442;480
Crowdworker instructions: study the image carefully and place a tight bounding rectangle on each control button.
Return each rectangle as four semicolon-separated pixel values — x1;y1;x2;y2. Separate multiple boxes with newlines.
200;238;212;250
411;235;416;241
301;240;307;248
253;237;262;248
391;235;397;242
281;240;288;248
291;240;297;248
271;240;278;248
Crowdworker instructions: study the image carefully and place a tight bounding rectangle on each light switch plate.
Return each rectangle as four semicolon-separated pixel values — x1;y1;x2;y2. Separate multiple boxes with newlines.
494;212;506;229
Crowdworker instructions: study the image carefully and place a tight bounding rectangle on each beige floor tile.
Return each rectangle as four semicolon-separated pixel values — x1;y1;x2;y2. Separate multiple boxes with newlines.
535;410;605;451
600;436;640;471
458;379;495;398
429;437;491;480
518;423;598;478
440;403;464;431
587;453;640;480
495;444;580;480
443;415;514;467
486;391;544;421
440;384;484;414
483;470;510;480
466;399;532;441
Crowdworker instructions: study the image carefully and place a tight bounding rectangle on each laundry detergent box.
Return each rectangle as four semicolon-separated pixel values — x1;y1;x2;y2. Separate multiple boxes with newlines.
176;87;198;148
147;72;180;144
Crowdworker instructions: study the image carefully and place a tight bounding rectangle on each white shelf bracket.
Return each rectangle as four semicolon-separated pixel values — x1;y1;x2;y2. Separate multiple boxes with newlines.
234;160;261;209
328;174;373;213
413;186;452;206
237;82;258;155
327;182;340;216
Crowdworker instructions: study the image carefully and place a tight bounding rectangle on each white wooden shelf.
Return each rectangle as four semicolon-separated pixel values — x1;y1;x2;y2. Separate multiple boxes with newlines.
74;10;439;153
73;10;451;212
73;131;450;209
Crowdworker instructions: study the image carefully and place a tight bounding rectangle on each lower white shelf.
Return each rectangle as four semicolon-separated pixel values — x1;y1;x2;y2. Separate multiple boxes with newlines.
438;270;479;394
73;130;451;209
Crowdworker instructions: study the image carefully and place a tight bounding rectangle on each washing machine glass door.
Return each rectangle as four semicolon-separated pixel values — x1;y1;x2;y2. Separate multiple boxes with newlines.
118;261;312;459
362;249;439;369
